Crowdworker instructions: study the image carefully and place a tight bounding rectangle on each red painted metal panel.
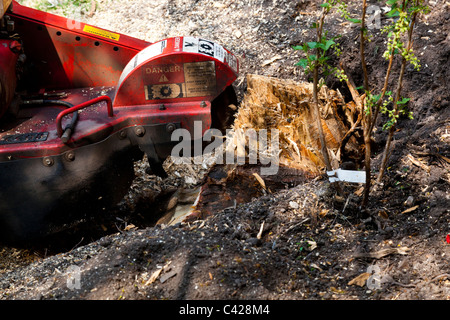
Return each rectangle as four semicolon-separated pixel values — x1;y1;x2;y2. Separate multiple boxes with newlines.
8;0;150;90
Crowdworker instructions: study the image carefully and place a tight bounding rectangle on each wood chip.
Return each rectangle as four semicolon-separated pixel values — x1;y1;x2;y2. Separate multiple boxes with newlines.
407;153;430;173
145;268;162;285
124;223;136;231
401;205;419;214
261;55;282;67
256;221;265;240
253;173;266;190
145;261;171;285
354;186;364;196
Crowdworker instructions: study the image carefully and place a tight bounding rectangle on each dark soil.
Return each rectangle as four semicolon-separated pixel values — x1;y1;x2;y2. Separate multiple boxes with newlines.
0;0;449;302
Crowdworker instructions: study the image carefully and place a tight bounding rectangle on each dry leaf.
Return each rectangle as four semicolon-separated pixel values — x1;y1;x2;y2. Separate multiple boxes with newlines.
306;240;317;251
401;205;419;214
319;209;329;217
348;273;371;287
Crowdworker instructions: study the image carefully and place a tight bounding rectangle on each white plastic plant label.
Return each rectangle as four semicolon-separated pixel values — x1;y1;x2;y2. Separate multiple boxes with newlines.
327;169;366;183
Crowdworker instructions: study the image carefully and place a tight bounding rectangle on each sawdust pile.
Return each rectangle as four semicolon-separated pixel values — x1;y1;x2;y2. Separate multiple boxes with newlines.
232;74;358;174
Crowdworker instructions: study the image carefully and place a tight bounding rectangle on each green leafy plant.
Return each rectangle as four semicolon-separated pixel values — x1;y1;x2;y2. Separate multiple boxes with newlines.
375;0;429;185
293;32;345;82
351;0;428;206
294;0;429;208
292;0;353;183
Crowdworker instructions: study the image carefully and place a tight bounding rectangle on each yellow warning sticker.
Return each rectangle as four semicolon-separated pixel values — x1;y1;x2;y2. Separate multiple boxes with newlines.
83;25;120;41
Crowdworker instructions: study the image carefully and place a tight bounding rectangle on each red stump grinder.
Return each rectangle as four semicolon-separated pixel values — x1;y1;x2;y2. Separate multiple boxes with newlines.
0;1;239;243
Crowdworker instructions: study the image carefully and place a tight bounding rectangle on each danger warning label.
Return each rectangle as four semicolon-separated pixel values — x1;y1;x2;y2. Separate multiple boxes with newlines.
143;63;184;85
145;83;185;100
144;61;217;100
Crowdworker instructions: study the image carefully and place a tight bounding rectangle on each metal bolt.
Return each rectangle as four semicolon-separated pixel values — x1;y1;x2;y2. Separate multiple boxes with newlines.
134;126;145;137
43;156;54;167
159;104;166;110
166;123;176;133
119;130;127;139
65;151;75;162
200;101;207;108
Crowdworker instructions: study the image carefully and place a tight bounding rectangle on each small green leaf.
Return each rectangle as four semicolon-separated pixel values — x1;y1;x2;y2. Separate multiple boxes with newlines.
386;8;400;17
372;94;381;102
347;18;361;24
307;42;319;49
320;3;331;8
323;39;335;51
397;97;410;105
295;59;309;69
318;56;330;64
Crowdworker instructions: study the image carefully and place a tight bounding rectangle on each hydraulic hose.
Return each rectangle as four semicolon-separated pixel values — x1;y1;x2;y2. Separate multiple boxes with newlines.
21;99;79;143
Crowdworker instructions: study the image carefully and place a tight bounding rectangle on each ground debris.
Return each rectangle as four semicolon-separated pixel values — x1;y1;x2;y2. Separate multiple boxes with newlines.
353;247;410;259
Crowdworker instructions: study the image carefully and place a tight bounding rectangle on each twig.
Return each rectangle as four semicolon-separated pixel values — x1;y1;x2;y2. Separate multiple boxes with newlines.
285;218;310;234
429;273;450;283
360;0;369;92
391;273;450;289
389;280;418;288
69;237;84;253
353;247;410;259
